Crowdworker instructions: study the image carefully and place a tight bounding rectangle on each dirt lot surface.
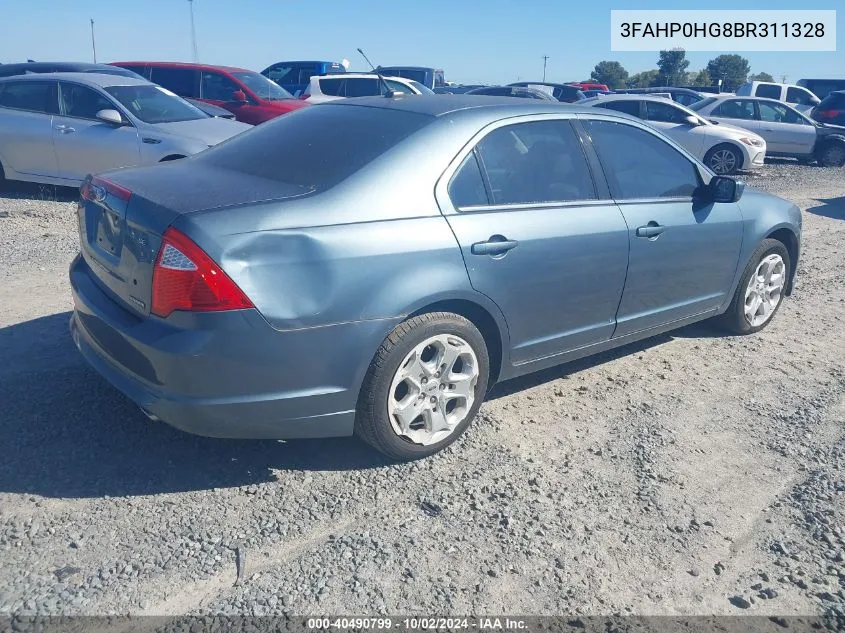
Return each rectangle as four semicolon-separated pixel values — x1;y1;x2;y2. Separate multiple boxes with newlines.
0;164;843;619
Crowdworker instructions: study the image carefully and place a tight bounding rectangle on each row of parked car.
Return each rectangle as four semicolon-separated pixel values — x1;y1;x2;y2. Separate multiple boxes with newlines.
0;58;843;189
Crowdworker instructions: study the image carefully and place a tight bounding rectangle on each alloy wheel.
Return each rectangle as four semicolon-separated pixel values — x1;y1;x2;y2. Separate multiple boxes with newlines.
708;148;738;174
744;254;786;327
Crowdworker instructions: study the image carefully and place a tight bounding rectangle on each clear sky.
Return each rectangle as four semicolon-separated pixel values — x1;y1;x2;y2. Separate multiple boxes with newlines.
1;0;842;85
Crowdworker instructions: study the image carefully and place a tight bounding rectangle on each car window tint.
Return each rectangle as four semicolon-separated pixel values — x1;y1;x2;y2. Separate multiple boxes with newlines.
385;80;414;95
298;66;317;84
597;100;641;117
585;120;701;199
759;102;802;124
59;83;115;119
786;87;815;105
0;80;58;114
475;120;596;205
754;84;781;99
318;78;345;97
344;78;379;97
199;105;432;190
713;99;756;120
266;64;295;83
449;152;488;208
201;72;240;101
646;100;690;124
149;67;197;97
674;93;699;106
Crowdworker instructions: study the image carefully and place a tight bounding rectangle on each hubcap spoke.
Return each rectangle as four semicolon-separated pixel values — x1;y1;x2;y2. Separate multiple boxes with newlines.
743;253;785;327
393;397;425;432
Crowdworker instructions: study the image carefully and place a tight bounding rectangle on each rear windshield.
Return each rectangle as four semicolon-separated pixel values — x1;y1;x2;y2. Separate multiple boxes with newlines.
197;104;432;191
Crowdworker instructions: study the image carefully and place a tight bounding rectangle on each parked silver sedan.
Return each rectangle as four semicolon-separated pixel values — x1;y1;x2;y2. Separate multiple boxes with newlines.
0;73;250;187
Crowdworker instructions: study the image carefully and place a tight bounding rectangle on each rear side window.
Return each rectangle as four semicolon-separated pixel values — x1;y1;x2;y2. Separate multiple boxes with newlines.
449;152;488;208
585;120;701;199
0;81;58;114
149;67;197;97
713;99;756;120
596;100;641;117
754;83;781;99
344;78;379;97
318;78;345;96
197;105;432;190
474;120;596;205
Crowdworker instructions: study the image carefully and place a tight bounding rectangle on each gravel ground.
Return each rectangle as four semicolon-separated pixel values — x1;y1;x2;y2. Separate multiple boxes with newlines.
0;162;843;620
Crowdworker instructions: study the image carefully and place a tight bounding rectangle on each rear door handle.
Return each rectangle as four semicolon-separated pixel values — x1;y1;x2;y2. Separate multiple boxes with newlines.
635;223;666;238
471;237;519;256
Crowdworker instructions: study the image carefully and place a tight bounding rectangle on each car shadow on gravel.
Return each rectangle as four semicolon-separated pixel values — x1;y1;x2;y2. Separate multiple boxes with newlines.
0;312;391;499
806;196;845;221
0;181;78;203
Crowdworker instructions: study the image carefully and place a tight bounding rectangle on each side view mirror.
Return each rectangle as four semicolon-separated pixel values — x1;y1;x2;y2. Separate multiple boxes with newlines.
708;176;745;203
232;90;248;103
684;115;700;126
95;109;125;126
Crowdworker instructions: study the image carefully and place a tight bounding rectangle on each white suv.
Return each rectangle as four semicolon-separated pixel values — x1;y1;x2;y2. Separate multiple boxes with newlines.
301;73;433;103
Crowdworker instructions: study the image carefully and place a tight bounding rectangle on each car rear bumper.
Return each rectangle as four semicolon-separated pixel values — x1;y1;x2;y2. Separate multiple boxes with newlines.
69;254;399;440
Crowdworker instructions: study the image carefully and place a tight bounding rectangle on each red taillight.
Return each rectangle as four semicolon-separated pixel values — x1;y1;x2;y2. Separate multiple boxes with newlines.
81;176;132;203
818;109;840;119
151;227;253;318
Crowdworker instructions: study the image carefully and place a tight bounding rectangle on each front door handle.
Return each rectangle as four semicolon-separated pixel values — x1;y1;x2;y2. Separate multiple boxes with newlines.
635;223;666;238
471;236;519;256
55;125;76;134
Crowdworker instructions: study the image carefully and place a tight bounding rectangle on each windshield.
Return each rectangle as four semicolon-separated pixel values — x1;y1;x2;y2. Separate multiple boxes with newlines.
104;85;206;123
409;80;434;95
231;71;293;101
688;97;717;111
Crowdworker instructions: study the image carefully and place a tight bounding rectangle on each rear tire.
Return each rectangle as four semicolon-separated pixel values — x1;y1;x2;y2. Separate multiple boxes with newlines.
704;144;742;175
718;238;790;335
355;312;490;461
816;141;845;167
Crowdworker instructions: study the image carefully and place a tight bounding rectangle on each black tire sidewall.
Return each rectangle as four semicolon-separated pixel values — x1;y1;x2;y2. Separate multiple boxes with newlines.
727;239;791;334
819;142;845;167
359;314;490;460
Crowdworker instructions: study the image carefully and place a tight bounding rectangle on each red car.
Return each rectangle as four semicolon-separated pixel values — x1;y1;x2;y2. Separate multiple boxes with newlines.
110;61;307;125
569;81;610;92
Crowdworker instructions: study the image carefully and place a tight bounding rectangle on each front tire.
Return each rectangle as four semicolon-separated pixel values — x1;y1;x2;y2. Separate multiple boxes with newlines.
719;238;790;334
704;144;742;175
355;312;490;461
816;141;845;167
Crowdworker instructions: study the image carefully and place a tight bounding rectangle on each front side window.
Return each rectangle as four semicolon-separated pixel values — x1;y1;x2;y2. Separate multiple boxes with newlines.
585;119;701;199
105;85;206;123
149;67;197;97
474;120;596;205
597;100;641;117
713;99;756;120
231;71;293;100
0;81;58;114
59;83;116;120
758;102;803;124
645;100;691;124
385;80;414;95
786;87;817;106
755;83;781;99
448;152;488;208
201;72;240;101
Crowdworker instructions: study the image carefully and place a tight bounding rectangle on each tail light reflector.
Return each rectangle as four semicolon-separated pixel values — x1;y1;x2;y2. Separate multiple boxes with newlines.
151;227;253;318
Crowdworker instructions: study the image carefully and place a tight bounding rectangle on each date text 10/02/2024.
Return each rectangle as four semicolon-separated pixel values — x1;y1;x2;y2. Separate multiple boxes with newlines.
306;617;529;630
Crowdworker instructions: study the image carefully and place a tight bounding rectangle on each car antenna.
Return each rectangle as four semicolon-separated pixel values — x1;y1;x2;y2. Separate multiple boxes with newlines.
357;47;401;98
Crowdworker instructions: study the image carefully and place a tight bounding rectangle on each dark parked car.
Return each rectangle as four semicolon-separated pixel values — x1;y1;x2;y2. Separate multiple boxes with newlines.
616;87;705;107
261;60;346;97
508;82;585;103
811;90;845;127
466;86;556;100
70;95;801;460
111;61;307;125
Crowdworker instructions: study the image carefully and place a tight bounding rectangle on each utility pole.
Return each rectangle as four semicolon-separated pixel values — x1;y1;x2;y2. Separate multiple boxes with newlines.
542;55;549;82
90;19;97;63
188;0;199;62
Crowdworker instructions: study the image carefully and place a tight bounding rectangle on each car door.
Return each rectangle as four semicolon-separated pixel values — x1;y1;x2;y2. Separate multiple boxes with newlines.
436;117;630;364
0;80;60;179
581;116;743;337
756;101;817;155
52;81;140;182
643;99;706;159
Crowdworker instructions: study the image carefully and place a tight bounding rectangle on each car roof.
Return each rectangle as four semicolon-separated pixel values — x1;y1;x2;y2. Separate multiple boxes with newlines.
0;72;149;87
315;73;410;81
582;94;675;104
377;66;435;71
112;61;252;73
0;61;110;71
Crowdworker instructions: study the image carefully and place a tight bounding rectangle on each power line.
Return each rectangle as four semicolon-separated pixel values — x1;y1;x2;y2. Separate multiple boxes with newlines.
90;19;97;63
188;0;199;62
542;55;549;82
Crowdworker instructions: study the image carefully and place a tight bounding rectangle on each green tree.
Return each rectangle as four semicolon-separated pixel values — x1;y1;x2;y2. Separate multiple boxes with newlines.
627;70;660;88
706;55;751;91
687;69;712;87
656;49;689;86
748;72;774;83
590;60;629;89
